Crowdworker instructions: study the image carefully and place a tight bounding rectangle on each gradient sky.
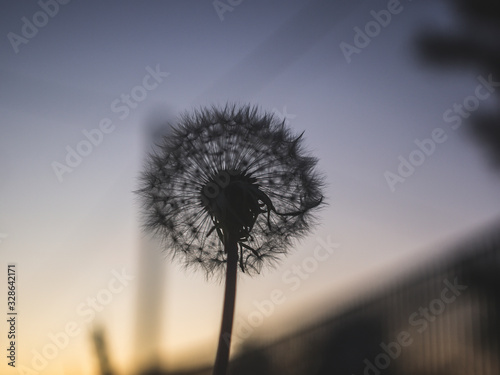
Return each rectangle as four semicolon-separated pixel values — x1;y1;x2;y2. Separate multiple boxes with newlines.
1;1;500;374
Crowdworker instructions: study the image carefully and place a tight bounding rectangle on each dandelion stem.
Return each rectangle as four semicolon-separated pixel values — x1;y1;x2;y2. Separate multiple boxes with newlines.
212;237;238;375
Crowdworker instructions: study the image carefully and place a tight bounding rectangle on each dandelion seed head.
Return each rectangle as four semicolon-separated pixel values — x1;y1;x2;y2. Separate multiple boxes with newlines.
137;104;325;278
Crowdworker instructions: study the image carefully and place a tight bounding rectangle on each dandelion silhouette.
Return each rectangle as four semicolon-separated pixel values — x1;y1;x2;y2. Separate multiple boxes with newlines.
137;104;324;375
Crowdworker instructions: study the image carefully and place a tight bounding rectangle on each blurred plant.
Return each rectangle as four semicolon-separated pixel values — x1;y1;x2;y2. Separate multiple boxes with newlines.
137;104;324;375
416;0;500;170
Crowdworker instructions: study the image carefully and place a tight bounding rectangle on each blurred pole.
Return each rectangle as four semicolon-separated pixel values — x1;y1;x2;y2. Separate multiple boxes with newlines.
134;107;175;373
91;325;113;375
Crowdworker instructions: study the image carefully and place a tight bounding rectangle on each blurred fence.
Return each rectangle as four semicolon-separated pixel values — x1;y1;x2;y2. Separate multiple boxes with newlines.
226;221;500;375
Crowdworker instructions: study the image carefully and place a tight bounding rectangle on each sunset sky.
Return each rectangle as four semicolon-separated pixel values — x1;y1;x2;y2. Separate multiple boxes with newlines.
1;1;500;374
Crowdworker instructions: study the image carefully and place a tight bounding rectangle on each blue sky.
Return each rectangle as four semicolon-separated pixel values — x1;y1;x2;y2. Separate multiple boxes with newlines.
1;1;499;374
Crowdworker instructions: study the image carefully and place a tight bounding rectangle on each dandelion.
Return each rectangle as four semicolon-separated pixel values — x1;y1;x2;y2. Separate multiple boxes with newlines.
137;104;325;375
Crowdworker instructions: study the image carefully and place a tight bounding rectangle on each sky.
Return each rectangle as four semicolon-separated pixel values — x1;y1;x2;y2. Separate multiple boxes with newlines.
1;1;500;374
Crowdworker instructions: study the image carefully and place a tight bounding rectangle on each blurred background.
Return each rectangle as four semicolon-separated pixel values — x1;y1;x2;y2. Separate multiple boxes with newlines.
1;0;499;374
